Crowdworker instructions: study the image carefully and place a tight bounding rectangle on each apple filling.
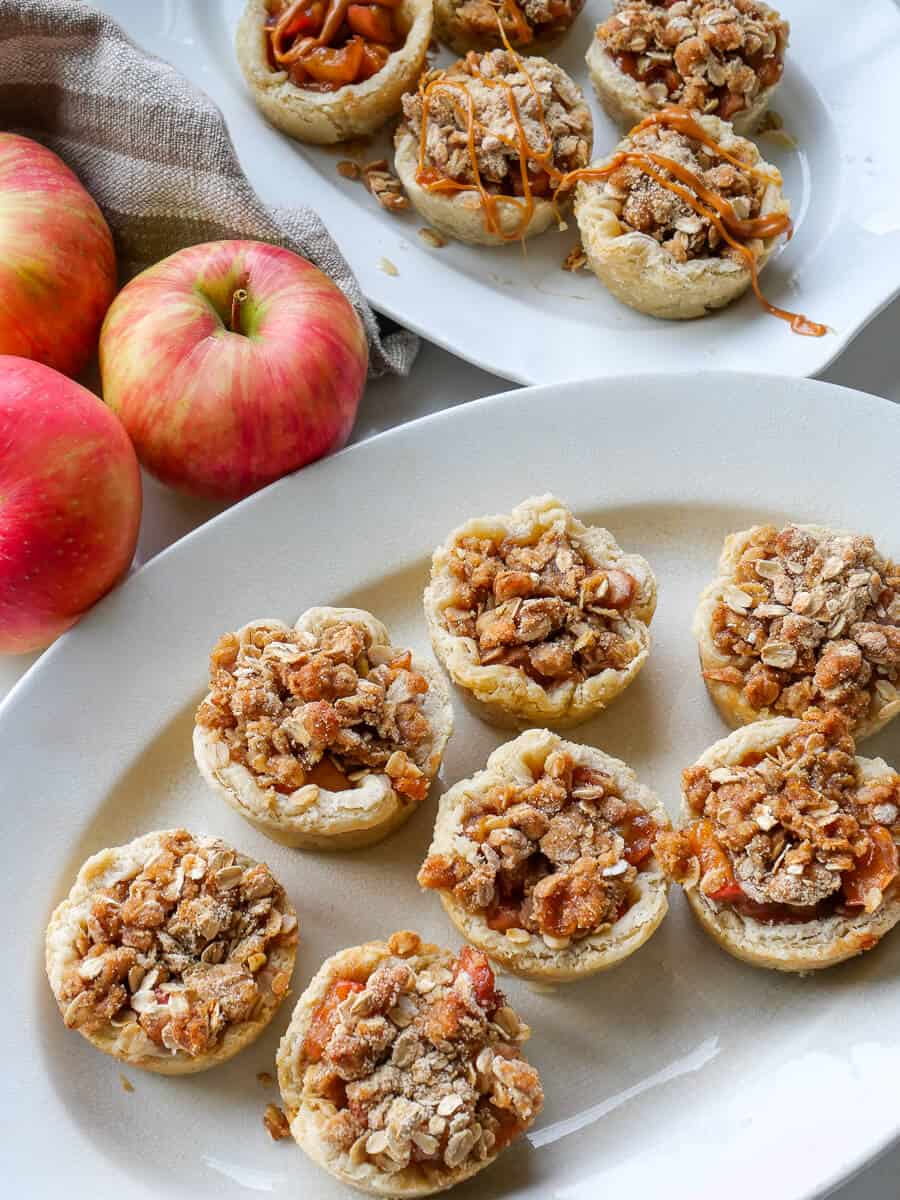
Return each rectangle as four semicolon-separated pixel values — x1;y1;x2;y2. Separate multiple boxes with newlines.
195;619;434;801
655;709;900;924
439;525;641;684
265;0;407;91
418;749;658;946
301;933;543;1174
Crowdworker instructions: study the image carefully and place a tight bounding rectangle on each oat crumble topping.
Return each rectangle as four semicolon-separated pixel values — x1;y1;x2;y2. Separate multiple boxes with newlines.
705;525;900;728
301;934;542;1174
196;620;434;801
440;525;642;682
449;0;583;47
402;50;591;198
419;750;658;944
597;120;767;263
597;0;789;123
656;710;900;920
58;831;297;1057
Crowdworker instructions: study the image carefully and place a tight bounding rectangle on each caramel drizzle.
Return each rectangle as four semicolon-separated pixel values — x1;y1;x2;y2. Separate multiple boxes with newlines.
415;35;826;337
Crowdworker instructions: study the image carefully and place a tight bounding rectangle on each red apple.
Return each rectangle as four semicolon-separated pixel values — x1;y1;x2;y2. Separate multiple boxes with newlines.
0;134;116;378
0;357;142;654
99;240;368;499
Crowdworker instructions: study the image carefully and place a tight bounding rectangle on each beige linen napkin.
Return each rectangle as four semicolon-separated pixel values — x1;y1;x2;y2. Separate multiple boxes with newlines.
0;0;417;377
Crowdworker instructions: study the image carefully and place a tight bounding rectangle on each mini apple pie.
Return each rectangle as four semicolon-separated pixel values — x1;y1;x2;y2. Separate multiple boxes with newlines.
574;108;798;324
236;0;433;144
655;709;900;971
424;495;656;728
394;50;592;245
277;930;543;1195
695;524;900;740
587;0;789;135
418;730;669;980
434;0;583;57
194;607;453;850
45;829;298;1073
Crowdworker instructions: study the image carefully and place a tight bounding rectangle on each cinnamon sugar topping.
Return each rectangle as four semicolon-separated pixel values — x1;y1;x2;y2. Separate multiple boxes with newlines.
419;749;658;943
301;941;542;1174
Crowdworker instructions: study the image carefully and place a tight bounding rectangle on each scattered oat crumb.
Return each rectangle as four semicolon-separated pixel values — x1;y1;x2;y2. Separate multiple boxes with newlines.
364;159;409;212
758;110;797;148
378;257;399;276
337;159;361;180
562;242;587;272
257;1071;274;1087
264;1103;291;1141
418;226;447;248
119;1074;134;1093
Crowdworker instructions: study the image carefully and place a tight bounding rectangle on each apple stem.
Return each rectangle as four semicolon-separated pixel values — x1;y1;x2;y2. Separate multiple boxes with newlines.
230;288;248;335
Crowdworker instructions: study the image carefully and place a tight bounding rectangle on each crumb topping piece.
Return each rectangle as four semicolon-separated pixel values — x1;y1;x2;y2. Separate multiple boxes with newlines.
302;935;543;1175
196;621;434;802
705;525;900;729
439;525;642;683
59;831;297;1057
264;0;406;92
656;709;900;920
419;750;657;945
600;119;767;262
449;0;583;48
596;0;789;123
403;50;591;201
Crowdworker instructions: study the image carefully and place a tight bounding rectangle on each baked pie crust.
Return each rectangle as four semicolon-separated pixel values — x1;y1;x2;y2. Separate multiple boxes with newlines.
586;0;789;135
235;0;433;144
434;0;583;57
276;930;543;1196
656;713;900;972
423;494;656;728
45;829;298;1074
419;729;670;980
574;111;789;321
394;51;592;246
194;607;453;850
695;524;900;740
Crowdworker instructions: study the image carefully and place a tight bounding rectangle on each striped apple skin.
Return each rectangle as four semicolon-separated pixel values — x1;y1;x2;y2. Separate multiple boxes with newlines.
0;135;116;378
99;240;368;500
0;357;142;653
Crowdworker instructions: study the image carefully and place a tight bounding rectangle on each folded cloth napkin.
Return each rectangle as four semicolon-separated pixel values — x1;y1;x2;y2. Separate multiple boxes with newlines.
0;0;417;377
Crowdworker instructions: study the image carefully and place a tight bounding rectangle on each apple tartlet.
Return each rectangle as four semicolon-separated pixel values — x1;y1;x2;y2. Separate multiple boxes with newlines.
394;50;592;245
236;0;433;144
194;607;453;850
434;0;583;57
587;0;789;135
45;829;298;1073
574;107;794;323
419;729;670;980
655;709;900;971
423;494;656;728
695;524;900;740
277;930;543;1195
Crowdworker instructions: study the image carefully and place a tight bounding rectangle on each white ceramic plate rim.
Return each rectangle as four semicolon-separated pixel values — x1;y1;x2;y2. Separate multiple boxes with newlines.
4;371;900;1200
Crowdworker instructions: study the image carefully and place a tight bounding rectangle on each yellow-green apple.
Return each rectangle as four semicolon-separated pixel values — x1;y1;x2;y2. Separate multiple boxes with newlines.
99;240;368;499
0;134;116;378
0;357;141;654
